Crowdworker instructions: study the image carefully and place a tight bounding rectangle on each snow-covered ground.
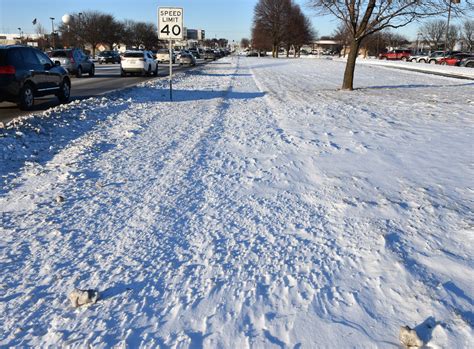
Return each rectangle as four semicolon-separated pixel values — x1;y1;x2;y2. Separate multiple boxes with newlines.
1;56;473;348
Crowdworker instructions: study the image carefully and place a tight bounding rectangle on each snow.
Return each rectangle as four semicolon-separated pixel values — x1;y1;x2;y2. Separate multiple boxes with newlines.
1;56;473;348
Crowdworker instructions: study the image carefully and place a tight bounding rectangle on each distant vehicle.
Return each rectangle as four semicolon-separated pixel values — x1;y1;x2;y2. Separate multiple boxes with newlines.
408;52;430;63
155;48;176;64
459;56;474;68
427;50;462;64
0;45;71;110
189;49;200;59
437;53;473;66
48;48;95;77
203;49;216;60
97;50;121;64
179;52;196;66
120;50;158;76
379;49;412;61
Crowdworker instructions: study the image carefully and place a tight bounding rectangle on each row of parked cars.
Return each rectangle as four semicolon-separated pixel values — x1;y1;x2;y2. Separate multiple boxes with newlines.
378;49;474;67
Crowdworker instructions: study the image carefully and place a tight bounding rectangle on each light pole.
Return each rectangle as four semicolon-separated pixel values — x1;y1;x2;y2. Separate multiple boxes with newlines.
17;27;22;43
50;17;55;49
444;0;460;57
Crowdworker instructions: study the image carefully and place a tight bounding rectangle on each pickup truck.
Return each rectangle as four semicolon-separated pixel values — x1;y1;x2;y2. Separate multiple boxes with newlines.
379;49;411;61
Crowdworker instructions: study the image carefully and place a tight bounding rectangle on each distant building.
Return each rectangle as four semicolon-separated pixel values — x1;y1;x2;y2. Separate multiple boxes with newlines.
0;33;44;46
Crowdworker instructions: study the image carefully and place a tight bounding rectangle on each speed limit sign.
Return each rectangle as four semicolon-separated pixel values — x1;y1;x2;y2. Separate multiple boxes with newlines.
158;7;184;40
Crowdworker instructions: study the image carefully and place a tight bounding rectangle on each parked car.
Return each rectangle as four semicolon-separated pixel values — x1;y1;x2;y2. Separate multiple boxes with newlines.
0;45;71;110
120;50;157;76
408;52;430;63
179;52;196;66
459;57;474;68
189;49;200;59
203;49;216;60
48;48;95;77
426;50;462;64
379;49;412;61
155;48;176;64
437;53;473;66
97;50;121;64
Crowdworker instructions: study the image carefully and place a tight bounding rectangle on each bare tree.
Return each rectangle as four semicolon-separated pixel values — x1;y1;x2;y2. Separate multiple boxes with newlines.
122;20;159;49
253;0;292;57
283;2;315;57
419;19;446;50
251;21;273;53
446;24;459;50
461;19;474;51
240;38;250;49
309;0;473;90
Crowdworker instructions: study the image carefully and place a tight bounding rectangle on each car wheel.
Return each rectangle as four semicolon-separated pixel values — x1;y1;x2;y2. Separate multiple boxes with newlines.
430;60;436;65
441;61;447;65
56;79;71;103
418;59;425;63
401;57;407;61
466;62;474;68
76;66;83;78
89;65;95;77
99;61;102;65
19;83;34;110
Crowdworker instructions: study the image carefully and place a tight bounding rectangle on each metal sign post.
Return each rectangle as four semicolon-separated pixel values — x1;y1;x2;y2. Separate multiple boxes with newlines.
158;7;184;101
169;39;173;101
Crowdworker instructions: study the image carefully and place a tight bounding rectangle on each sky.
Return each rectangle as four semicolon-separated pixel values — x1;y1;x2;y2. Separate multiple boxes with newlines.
0;0;469;42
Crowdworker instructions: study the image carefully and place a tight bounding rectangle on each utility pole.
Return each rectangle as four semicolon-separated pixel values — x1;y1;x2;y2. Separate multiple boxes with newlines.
50;17;55;49
444;0;461;58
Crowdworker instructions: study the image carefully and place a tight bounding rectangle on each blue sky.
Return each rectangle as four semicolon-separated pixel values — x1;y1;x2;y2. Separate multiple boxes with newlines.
0;0;466;42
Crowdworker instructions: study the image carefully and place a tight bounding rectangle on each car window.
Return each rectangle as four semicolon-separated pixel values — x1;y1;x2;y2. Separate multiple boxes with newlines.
50;51;68;57
34;50;52;66
5;48;23;68
124;52;143;58
20;48;41;67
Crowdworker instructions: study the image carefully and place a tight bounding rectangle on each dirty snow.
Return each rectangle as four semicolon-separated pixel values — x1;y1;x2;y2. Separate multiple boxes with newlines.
1;56;473;348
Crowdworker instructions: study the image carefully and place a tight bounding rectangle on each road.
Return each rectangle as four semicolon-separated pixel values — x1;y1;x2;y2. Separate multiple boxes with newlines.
0;61;204;125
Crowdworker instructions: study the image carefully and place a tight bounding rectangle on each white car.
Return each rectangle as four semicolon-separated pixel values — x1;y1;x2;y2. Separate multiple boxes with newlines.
120;50;157;77
156;48;176;64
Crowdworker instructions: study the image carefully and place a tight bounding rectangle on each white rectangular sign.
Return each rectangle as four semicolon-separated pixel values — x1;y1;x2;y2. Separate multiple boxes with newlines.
158;7;184;40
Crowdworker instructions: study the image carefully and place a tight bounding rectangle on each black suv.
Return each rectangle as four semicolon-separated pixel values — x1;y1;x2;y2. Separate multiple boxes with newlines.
0;45;71;110
97;50;121;64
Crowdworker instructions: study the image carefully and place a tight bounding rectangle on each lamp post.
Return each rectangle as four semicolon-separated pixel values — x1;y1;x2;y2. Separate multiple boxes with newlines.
17;27;22;43
444;0;460;57
50;17;55;49
77;12;83;49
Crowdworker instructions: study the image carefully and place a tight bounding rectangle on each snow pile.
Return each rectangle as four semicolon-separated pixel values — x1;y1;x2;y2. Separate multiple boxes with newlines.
1;56;473;348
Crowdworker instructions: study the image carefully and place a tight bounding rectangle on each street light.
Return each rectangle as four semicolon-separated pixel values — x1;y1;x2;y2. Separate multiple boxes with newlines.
444;0;461;57
50;17;55;48
17;27;21;43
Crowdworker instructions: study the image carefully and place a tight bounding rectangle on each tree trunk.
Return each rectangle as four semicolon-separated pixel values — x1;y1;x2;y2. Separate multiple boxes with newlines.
342;39;361;91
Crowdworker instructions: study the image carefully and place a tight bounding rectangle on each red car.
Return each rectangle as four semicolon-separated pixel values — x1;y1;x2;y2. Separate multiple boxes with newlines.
379;49;412;61
437;53;473;66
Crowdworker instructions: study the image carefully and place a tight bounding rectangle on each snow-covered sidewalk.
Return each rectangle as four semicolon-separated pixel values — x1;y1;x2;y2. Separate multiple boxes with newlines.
1;56;473;348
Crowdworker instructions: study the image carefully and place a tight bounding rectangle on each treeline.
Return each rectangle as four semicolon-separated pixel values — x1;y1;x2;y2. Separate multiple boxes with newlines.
252;0;315;57
55;11;161;55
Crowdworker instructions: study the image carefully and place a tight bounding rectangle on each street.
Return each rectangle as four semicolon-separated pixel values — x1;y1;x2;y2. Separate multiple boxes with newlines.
0;60;206;124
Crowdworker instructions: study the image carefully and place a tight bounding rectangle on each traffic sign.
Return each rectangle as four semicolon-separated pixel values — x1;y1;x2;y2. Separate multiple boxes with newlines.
158;7;184;40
